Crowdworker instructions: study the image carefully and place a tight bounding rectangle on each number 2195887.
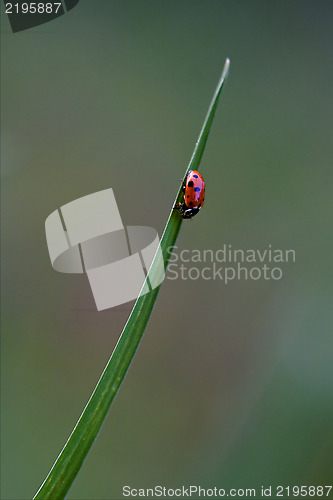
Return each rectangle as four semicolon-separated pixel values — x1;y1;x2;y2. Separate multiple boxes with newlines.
5;3;62;14
276;485;332;497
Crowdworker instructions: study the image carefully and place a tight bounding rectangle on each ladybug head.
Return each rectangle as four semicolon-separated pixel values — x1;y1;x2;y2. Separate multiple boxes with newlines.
181;207;200;219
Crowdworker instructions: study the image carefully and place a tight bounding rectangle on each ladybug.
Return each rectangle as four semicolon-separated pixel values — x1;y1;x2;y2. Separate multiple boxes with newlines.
174;170;205;219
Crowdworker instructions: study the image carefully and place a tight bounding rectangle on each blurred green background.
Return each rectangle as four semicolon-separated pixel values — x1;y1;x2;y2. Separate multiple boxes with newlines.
1;1;332;499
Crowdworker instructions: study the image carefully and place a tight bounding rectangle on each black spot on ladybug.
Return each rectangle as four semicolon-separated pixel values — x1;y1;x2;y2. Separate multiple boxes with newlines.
187;195;189;198
187;181;194;187
193;174;198;178
198;203;201;208
194;187;200;192
189;201;193;206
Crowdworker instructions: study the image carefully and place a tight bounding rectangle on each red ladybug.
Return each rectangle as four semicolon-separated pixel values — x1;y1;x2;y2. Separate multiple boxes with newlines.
174;170;205;219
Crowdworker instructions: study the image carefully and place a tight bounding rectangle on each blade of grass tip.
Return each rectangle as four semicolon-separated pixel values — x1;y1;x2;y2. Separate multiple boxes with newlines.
33;57;230;500
161;57;230;261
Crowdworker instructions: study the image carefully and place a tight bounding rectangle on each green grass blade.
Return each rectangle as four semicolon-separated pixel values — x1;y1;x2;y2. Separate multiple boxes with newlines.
33;57;230;500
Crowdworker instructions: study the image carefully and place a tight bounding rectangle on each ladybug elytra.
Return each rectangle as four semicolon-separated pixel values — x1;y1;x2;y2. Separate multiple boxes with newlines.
174;170;205;219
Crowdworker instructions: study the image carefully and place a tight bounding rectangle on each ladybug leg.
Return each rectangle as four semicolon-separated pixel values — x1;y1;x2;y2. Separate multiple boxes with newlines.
180;175;187;191
173;202;185;215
